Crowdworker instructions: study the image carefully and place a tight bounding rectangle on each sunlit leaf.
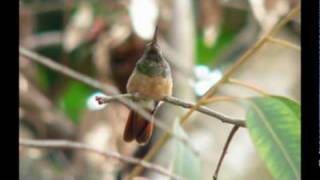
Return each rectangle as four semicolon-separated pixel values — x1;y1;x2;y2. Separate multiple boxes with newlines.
245;96;301;180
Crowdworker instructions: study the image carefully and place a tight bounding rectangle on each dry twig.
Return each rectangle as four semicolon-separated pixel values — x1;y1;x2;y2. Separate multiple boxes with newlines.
19;139;184;180
266;37;300;51
226;78;269;95
213;125;240;180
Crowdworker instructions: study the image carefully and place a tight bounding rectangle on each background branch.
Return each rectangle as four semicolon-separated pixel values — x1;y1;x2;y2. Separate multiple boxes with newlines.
19;139;184;180
226;78;269;95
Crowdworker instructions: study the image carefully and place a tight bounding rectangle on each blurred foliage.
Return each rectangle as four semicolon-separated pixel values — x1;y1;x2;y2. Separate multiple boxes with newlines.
196;25;236;66
245;96;301;180
58;81;94;124
172;119;202;180
68;41;94;65
34;10;64;33
195;7;248;66
36;45;64;91
29;1;96;124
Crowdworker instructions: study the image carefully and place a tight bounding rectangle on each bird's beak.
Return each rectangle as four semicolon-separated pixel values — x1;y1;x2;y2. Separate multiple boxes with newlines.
150;25;159;47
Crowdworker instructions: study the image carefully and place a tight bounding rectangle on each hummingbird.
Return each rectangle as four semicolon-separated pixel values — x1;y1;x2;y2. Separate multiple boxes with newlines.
123;26;173;144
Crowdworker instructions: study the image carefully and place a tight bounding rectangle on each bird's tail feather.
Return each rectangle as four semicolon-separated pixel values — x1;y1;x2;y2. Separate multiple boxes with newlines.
123;102;158;144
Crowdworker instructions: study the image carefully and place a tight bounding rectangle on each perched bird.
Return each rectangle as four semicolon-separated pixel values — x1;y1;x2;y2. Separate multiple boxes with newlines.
124;26;173;144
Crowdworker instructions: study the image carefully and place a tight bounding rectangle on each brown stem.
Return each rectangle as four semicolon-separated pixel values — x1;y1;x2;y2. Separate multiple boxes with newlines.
213;125;240;180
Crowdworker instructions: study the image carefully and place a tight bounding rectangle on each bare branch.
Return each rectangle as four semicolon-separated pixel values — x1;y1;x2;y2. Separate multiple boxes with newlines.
19;46;197;154
226;78;269;95
164;96;245;127
266;37;300;51
96;94;246;127
19;46;118;93
213;125;240;180
19;139;184;180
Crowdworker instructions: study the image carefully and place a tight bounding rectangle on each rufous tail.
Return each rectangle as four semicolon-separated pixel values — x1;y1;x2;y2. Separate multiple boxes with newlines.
123;108;157;144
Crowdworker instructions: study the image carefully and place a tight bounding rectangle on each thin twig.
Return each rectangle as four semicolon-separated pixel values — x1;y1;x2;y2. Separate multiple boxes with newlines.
127;4;301;178
213;125;240;180
165;96;245;127
226;78;269;95
96;94;246;127
202;96;240;105
266;37;300;51
19;46;118;93
19;47;197;154
19;139;184;180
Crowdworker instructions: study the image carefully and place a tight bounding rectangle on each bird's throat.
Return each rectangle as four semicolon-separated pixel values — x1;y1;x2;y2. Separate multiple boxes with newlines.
136;59;169;77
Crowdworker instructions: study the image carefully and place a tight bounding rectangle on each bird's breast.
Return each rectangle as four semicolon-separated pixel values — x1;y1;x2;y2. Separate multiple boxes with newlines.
127;71;173;101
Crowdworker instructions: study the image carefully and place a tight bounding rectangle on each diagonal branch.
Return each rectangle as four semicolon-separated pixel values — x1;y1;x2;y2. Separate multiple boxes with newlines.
19;139;184;180
19;47;197;154
96;94;246;127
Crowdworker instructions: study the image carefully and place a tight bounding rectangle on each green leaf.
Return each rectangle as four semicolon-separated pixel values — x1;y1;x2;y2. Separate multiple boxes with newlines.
172;119;201;180
58;81;94;124
245;96;301;180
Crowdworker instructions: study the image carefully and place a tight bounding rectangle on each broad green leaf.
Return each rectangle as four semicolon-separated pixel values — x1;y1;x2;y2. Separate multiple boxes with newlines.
172;119;201;180
245;96;300;180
